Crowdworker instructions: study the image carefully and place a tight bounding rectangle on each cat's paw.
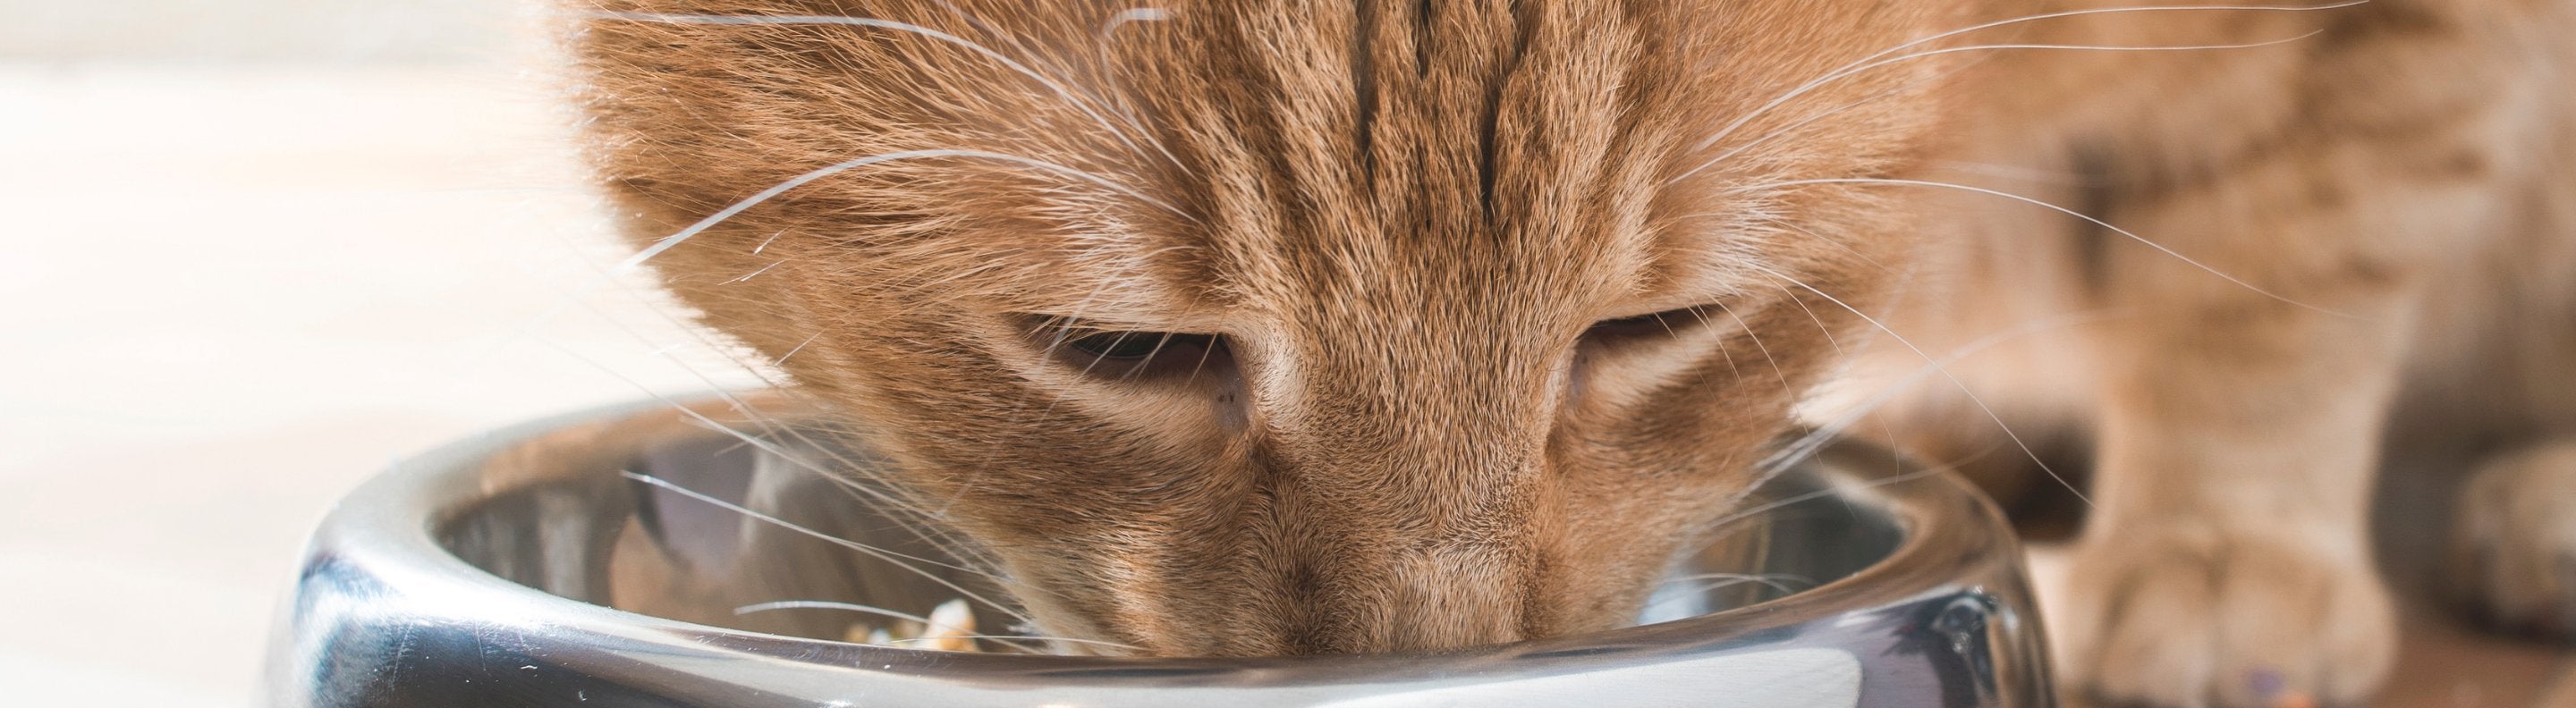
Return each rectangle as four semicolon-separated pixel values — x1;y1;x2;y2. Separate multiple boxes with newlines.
2449;442;2576;637
2058;527;2395;708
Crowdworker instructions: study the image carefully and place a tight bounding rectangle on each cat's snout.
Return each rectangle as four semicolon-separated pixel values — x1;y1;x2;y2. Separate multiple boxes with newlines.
1116;541;1552;657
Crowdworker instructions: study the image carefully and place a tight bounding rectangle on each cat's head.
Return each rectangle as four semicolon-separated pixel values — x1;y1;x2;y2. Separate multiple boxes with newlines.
570;0;1964;655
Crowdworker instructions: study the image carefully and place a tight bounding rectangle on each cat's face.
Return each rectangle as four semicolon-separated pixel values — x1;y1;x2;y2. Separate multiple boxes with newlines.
574;0;1962;655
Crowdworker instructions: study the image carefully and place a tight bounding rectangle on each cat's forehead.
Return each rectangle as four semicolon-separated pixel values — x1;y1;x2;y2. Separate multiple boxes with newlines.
578;0;1953;323
799;0;1937;324
1106;4;1703;316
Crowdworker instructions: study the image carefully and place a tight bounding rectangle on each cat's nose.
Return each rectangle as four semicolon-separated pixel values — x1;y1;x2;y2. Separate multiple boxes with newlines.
1233;546;1539;656
1129;463;1555;656
1241;489;1553;654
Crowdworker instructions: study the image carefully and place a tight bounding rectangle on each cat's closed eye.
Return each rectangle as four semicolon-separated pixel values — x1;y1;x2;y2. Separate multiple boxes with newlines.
1022;316;1230;381
1580;305;1717;350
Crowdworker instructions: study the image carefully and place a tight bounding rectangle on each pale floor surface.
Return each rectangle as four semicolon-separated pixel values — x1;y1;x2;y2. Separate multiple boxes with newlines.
0;64;2565;707
0;63;763;706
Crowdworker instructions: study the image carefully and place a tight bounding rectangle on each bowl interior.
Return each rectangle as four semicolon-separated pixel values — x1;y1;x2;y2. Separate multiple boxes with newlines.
434;415;1905;653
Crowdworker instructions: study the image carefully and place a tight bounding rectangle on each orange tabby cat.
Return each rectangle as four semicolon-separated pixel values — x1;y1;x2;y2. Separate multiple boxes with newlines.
562;1;2576;705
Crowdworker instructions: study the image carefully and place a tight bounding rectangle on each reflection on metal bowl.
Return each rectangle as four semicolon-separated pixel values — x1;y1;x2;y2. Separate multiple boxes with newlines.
262;393;2053;707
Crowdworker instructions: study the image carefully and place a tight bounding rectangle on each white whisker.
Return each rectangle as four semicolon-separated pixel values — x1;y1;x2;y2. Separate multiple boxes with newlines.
1761;310;2115;476
1679;1;2363;179
1710;299;1797;398
724;260;785;284
1746;265;2096;508
774;332;825;367
515;316;1021;603
1684;52;1993;181
737;600;936;626
735;601;1071;653
1733;177;2351;318
1091;7;1178;156
1657;571;1817;586
1676;31;2328;184
882;634;1145;652
1695;465;1950;551
1644;575;1814;612
568;284;1008;572
627;471;1044;626
1673;307;1749;381
507;282;1016;590
592;11;1179;169
1101;7;1174;38
616;148;1180;274
1754;279;1898;492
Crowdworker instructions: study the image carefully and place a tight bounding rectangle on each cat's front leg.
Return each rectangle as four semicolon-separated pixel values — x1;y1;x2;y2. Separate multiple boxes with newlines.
2063;269;2414;707
2055;154;2445;706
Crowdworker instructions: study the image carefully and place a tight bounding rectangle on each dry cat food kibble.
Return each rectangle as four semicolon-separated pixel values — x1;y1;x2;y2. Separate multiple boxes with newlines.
843;599;981;653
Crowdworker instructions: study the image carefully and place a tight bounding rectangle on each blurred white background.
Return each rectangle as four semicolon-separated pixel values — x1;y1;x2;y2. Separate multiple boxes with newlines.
0;2;761;704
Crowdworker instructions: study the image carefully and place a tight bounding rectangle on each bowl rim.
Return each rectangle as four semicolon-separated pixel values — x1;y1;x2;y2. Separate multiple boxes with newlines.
303;390;2025;683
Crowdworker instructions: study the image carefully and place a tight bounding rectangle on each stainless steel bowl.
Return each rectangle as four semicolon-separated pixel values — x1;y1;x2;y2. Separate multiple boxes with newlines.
263;393;2053;707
